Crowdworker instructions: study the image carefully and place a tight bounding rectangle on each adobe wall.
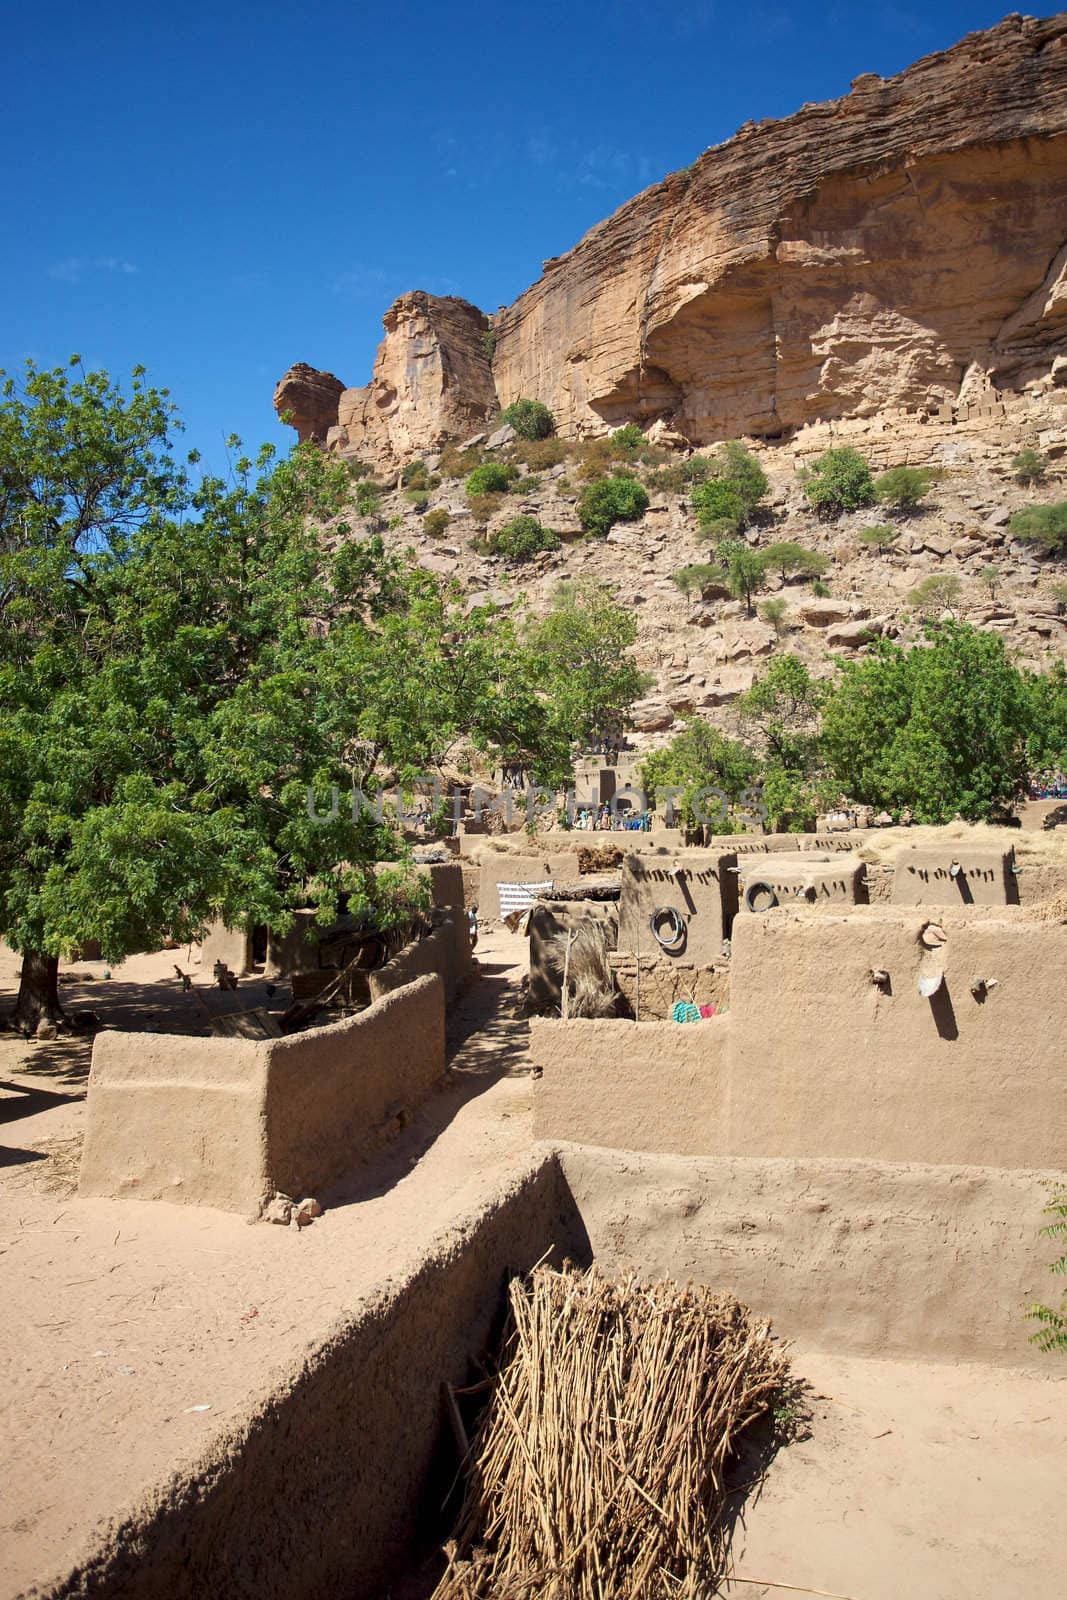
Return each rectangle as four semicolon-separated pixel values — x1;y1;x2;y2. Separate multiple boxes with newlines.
608;954;729;1019
476;852;577;920
368;917;473;1007
79;1033;270;1213
533;906;1067;1173
198;921;255;977
79;974;446;1213
617;850;738;962
45;1160;583;1600
265;976;446;1201
727;909;1067;1170
736;852;867;912
532;1016;727;1155
891;845;1018;905
557;1146;1061;1368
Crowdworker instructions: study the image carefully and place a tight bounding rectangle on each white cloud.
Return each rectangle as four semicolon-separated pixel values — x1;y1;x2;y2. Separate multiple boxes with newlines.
48;256;139;285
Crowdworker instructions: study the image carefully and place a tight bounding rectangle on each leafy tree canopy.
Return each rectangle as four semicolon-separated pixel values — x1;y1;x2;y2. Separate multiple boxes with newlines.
820;622;1032;823
526;582;648;756
500;399;554;440
0;361;564;1025
1010;502;1067;554
802;447;876;516
576;475;649;537
639;720;757;835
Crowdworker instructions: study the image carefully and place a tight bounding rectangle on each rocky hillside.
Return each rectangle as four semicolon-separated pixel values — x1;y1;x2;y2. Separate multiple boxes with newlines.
276;13;1067;468
317;386;1067;753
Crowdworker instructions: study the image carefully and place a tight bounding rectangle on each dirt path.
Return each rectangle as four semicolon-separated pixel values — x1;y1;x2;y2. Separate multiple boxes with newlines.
0;932;535;1597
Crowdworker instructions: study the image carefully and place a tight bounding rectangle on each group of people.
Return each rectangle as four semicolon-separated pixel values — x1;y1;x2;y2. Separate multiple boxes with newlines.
1029;773;1067;800
572;806;653;832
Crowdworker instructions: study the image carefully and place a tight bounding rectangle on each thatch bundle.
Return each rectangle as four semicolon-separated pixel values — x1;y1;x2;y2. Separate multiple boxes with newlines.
546;920;618;1018
434;1262;790;1600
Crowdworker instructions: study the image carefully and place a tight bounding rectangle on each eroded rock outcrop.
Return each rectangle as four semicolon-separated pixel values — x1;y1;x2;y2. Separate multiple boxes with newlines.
331;293;496;468
272;363;346;443
278;14;1067;461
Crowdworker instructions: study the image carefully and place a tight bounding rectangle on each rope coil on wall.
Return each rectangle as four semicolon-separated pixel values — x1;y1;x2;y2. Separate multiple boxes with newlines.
649;905;688;953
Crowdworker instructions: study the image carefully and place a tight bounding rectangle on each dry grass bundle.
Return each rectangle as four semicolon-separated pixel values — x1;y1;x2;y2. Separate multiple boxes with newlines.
576;844;624;874
434;1262;791;1600
546;921;618;1018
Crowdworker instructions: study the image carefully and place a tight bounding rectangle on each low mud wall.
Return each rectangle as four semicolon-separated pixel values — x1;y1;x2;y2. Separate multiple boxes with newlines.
533;1017;727;1155
368;916;473;1007
557;1145;1061;1368
80;975;446;1212
44;1159;585;1600
728;909;1067;1170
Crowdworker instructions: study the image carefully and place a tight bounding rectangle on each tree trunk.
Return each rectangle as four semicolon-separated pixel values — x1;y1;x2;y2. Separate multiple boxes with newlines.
11;951;63;1033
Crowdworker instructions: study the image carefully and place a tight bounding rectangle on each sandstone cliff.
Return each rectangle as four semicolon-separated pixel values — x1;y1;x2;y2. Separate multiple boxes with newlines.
277;13;1067;463
272;363;346;443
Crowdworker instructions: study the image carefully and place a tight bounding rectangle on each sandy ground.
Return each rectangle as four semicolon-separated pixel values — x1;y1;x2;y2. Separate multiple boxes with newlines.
0;932;535;1597
724;1349;1067;1600
2;930;1066;1599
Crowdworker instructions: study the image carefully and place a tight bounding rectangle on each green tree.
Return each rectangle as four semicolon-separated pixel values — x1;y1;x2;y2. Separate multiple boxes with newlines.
690;477;747;537
716;539;768;615
820;622;1032;823
908;574;963;618
737;656;826;833
639;720;758;835
527;582;648;752
489;515;560;561
466;461;518;498
874;465;934;512
764;541;829;582
671;562;729;598
802;447;876;516
979;565;1002;601
1012;448;1047;488
501;399;554;440
0;361;437;1027
1010;502;1067;554
857;524;897;553
759;597;790;636
577;475;649;537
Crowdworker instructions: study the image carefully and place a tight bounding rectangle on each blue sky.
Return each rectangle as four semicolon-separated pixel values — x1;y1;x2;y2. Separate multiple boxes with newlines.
4;0;1017;466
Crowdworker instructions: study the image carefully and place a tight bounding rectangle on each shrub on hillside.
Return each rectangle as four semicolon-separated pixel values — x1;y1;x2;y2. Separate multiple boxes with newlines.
672;562;730;597
466;461;518;499
857;524;897;552
1010;502;1067;554
467;493;504;522
440;443;484;478
691;477;747;537
875;465;934;512
501;398;554;439
611;423;644;455
513;436;567;470
908;574;963;617
577;475;650;537
423;508;451;537
489;515;561;561
764;541;829;581
1012;448;1048;487
802;447;876;515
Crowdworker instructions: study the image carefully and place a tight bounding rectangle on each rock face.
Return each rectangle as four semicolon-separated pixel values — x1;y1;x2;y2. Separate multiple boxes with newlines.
272;364;346;443
332;293;496;467
278;15;1067;462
